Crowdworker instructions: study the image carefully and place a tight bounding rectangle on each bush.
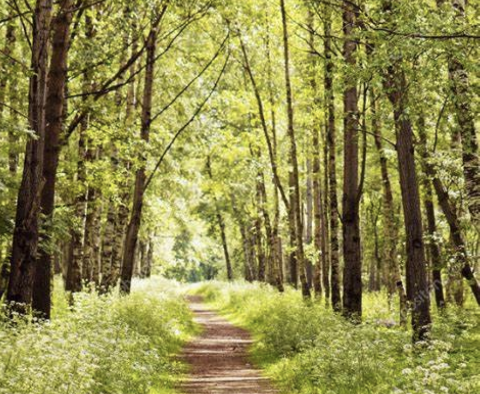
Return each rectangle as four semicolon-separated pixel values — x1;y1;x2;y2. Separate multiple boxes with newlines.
196;281;480;394
0;277;194;394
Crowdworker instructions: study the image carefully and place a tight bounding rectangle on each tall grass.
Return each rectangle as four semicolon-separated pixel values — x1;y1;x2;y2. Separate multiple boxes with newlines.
0;277;195;394
196;281;480;394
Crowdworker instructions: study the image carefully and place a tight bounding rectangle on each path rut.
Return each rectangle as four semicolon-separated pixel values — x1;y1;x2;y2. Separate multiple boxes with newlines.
179;296;278;394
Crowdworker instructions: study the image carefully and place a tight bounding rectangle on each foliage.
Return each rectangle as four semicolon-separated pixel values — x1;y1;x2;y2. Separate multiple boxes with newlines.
0;278;195;394
196;282;480;394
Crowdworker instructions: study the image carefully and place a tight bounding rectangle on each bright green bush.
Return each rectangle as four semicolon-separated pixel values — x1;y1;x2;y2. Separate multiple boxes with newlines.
197;281;480;394
0;277;194;394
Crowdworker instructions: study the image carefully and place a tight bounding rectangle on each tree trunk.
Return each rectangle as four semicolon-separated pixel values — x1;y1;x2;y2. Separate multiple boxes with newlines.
99;202;116;293
417;118;446;309
83;180;102;285
437;0;480;223
258;171;276;285
371;88;407;325
32;0;74;318
280;0;310;298
305;154;314;289
67;11;96;294
383;69;431;341
0;22;19;174
308;6;324;298
342;0;362;320
145;239;153;278
7;0;52;315
120;19;160;294
324;4;340;310
206;157;233;281
431;173;480;305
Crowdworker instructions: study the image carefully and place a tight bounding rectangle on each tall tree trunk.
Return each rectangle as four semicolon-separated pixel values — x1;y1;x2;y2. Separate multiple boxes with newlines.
324;4;340;310
308;5;324;298
266;24;284;291
437;0;480;223
280;0;310;298
371;88;407;325
430;172;480;305
32;0;74;318
120;16;161;294
305;152;314;289
218;215;232;282
258;171;276;285
206;157;234;281
99;203;116;293
383;70;431;341
145;239;153;278
83;173;102;285
0;22;19;174
7;0;52;314
417;118;446;309
342;0;362;320
67;11;96;294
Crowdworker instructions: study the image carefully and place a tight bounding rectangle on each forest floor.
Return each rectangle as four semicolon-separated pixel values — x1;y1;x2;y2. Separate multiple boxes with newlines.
179;295;278;394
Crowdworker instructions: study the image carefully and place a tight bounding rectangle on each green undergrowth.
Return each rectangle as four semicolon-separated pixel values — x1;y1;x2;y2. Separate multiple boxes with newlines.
0;277;197;394
194;281;480;394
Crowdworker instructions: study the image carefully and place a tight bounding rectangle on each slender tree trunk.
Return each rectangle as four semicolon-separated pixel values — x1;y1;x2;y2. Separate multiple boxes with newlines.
306;153;314;289
342;0;362;319
258;171;276;285
323;5;340;310
206;156;233;281
383;70;431;341
417;118;446;309
1;22;19;173
308;6;324;298
120;18;160;294
371;88;407;325
32;0;74;318
280;0;310;298
266;25;284;291
67;12;95;294
430;173;480;305
99;203;115;293
83;175;102;285
145;239;153;278
437;0;480;223
7;0;52;314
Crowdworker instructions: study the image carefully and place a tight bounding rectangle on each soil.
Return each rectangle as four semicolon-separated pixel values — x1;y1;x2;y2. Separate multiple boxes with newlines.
179;295;278;394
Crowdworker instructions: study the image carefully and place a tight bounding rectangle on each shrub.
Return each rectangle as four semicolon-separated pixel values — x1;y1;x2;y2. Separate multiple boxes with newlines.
196;281;480;394
0;277;194;394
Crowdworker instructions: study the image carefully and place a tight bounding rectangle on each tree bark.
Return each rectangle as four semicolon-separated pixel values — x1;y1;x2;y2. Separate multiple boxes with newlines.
32;0;74;318
417;118;446;309
370;88;407;325
383;69;431;341
324;4;340;310
7;0;52;315
430;171;480;305
280;0;310;298
120;15;161;294
342;0;362;320
206;156;234;281
308;5;324;297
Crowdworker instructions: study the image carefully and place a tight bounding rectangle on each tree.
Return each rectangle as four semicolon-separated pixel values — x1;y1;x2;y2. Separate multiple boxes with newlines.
7;0;52;315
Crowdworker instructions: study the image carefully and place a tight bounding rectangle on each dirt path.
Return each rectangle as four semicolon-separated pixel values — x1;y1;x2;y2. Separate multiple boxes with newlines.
179;296;278;394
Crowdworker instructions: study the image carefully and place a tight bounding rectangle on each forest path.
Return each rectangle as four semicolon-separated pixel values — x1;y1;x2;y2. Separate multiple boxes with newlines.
179;295;278;394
